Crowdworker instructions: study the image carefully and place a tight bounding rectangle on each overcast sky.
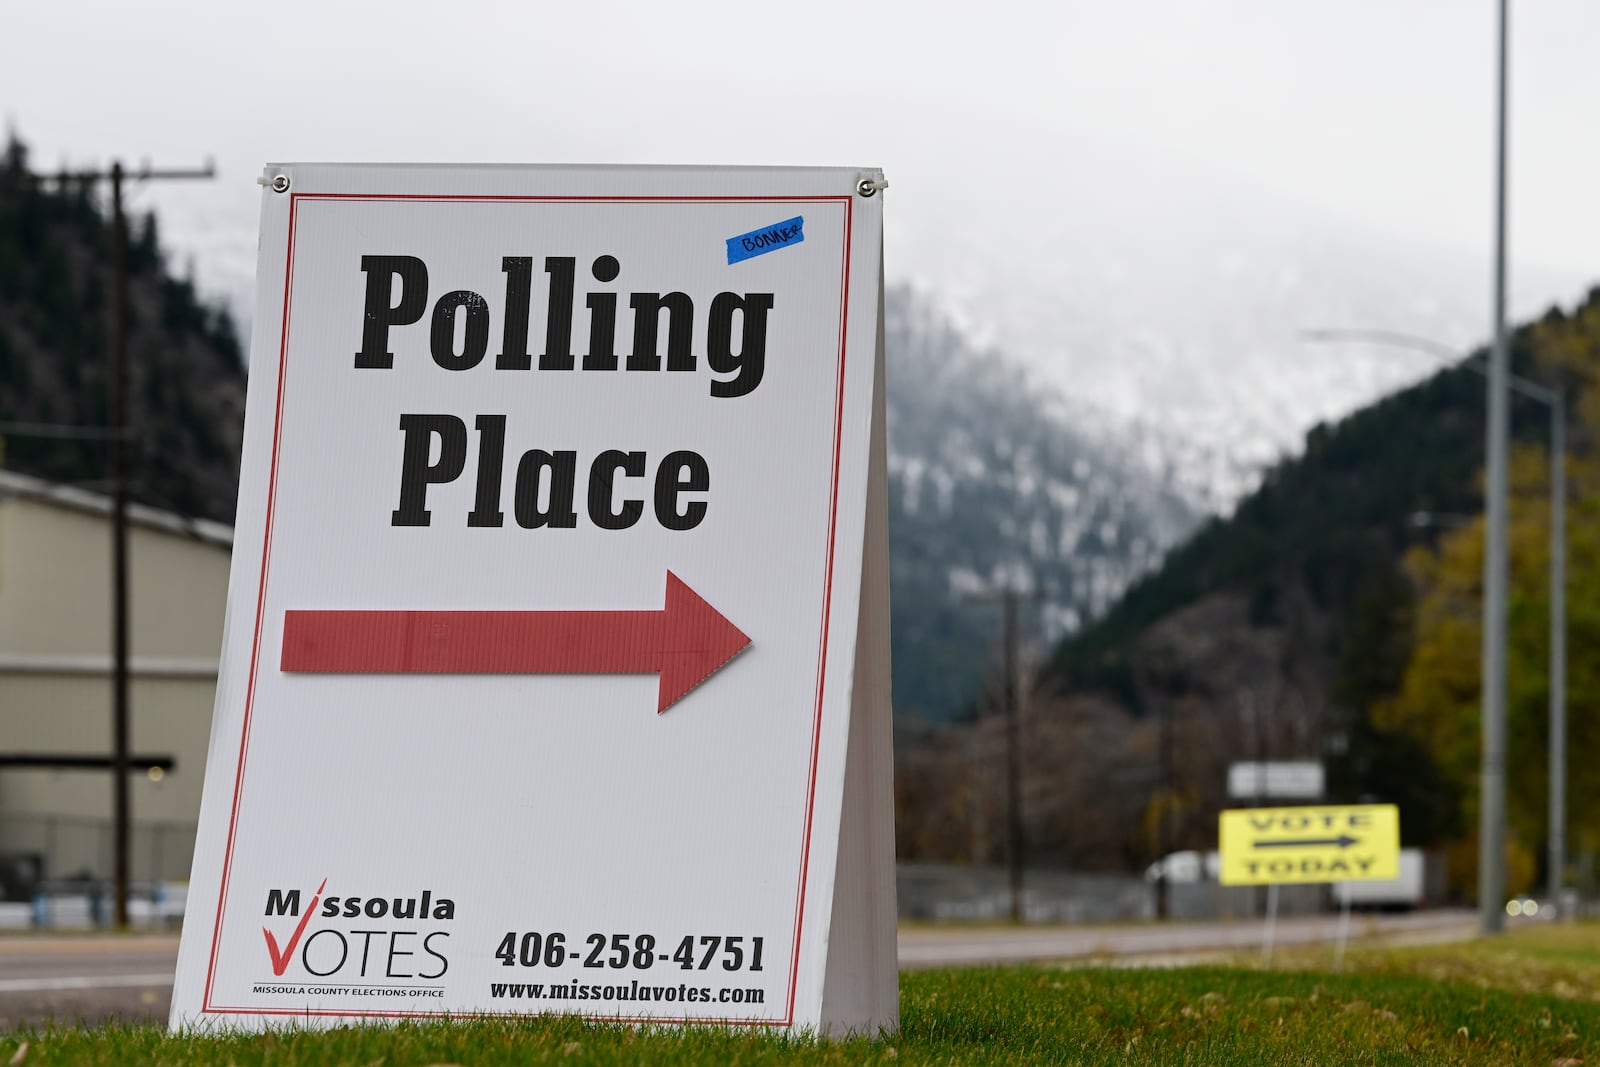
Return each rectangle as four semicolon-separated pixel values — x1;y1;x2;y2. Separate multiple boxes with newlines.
3;0;1597;433
4;2;1595;258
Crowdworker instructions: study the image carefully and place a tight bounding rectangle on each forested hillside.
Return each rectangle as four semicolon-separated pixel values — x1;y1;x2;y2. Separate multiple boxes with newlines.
0;137;245;522
1378;299;1600;896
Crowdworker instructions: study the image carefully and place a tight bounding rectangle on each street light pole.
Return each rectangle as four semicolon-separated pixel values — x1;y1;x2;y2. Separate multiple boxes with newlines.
1548;388;1567;913
1481;0;1512;936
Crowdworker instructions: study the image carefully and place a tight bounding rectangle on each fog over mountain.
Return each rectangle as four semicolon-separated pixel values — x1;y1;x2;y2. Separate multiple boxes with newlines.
155;125;1594;519
891;129;1594;506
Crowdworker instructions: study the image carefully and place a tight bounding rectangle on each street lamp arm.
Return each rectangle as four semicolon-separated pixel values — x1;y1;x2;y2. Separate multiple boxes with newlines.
1297;328;1557;406
1465;358;1553;406
1298;327;1462;363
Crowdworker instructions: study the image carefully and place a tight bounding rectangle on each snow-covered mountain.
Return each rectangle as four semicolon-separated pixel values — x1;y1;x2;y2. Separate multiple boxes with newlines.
885;286;1199;721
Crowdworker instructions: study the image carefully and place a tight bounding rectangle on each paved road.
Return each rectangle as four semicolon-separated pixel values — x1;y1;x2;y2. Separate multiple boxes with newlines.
0;910;1479;1029
898;908;1479;967
0;937;179;1029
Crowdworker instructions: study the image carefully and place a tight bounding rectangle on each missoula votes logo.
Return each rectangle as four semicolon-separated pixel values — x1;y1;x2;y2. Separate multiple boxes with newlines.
258;878;456;986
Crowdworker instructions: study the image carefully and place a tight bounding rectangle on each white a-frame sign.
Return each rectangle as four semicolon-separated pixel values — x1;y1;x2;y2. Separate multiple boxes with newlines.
170;164;896;1035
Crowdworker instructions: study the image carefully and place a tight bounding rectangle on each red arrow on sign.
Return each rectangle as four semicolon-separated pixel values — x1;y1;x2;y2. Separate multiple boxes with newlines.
279;571;751;712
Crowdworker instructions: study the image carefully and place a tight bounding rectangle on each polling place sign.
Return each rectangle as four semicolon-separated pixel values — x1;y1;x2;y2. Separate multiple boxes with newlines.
170;164;895;1035
1219;804;1400;886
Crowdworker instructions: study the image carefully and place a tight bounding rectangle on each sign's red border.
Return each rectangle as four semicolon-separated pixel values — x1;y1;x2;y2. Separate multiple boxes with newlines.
199;191;858;1027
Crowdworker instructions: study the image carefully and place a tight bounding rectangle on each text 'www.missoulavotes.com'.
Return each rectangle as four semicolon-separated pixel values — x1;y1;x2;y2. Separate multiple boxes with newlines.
490;979;765;1005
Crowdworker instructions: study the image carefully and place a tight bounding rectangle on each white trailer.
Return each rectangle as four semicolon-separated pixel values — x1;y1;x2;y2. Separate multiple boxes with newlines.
1332;848;1435;910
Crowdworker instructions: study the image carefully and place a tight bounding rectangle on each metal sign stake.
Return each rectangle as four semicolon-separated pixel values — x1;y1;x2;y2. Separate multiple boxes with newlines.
1333;891;1353;972
1262;883;1280;967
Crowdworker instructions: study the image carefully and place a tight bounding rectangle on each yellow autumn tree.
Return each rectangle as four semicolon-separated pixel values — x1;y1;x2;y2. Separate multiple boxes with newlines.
1376;294;1600;899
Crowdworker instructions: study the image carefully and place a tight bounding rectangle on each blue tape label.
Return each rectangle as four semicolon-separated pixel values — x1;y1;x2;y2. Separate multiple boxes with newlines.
726;216;805;264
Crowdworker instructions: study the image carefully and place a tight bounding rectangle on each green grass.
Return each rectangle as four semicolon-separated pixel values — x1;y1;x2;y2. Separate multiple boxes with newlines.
7;925;1598;1065
1406;918;1600;968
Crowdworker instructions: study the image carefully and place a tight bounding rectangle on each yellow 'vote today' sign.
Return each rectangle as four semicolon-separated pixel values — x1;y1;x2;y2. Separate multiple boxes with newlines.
1219;804;1400;886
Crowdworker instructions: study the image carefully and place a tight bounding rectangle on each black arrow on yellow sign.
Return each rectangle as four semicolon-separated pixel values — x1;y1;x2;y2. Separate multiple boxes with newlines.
1256;835;1359;849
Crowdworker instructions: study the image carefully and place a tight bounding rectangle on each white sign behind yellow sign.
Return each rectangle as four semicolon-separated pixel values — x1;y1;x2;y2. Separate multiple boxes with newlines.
1219;804;1400;886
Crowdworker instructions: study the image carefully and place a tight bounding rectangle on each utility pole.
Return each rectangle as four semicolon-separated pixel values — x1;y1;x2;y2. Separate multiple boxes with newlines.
1156;692;1174;920
29;157;214;928
1248;691;1269;918
969;585;1038;923
1001;590;1023;923
1480;0;1511;936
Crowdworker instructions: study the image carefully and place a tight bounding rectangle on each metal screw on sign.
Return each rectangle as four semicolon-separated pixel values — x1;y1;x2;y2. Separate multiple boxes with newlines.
856;178;887;198
271;174;291;194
